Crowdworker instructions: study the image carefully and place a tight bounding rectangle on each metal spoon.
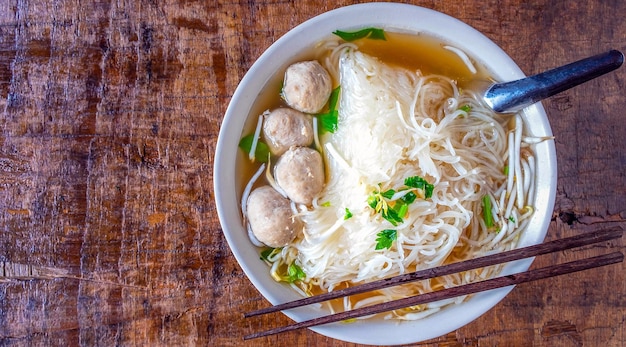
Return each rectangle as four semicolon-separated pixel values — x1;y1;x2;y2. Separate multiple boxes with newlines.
482;50;624;113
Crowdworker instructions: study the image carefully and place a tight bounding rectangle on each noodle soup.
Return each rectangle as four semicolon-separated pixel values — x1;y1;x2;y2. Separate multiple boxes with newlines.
237;29;541;320
215;4;558;345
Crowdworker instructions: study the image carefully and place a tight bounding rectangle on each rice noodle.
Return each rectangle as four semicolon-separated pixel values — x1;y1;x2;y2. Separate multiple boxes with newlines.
443;45;478;74
256;41;537;320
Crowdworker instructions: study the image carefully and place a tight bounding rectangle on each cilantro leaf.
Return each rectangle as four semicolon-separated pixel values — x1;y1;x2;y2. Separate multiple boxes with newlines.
333;28;386;42
375;229;397;250
401;191;417;204
381;189;395;199
368;176;435;227
367;194;379;209
404;176;434;199
424;184;434;199
382;206;403;226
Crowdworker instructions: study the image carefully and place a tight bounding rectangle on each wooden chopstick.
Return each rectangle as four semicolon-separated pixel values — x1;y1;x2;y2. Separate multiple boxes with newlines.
245;251;623;340
245;227;623;318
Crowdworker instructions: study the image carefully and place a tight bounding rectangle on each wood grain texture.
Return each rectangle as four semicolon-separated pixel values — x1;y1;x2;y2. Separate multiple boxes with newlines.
0;0;623;346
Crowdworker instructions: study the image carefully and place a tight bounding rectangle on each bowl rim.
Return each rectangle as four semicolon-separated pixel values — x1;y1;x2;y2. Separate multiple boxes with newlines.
214;2;557;345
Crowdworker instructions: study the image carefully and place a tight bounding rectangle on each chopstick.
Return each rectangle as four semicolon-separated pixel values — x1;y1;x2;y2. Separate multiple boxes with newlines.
245;251;623;339
244;227;623;340
245;227;623;318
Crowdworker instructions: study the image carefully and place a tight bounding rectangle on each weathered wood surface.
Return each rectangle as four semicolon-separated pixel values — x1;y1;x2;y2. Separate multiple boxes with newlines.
0;1;624;346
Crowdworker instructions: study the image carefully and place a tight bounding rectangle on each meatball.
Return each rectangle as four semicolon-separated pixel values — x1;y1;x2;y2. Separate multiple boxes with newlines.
247;186;301;248
282;60;332;114
263;108;314;156
275;147;325;205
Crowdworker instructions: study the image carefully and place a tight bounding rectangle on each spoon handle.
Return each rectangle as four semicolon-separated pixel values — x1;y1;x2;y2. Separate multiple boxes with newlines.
484;50;624;113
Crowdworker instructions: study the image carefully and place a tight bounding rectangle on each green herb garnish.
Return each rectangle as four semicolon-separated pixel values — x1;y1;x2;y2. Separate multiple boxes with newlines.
263;251;306;284
459;104;472;113
404;176;434;199
381;189;395;199
482;195;494;229
333;28;386;42
367;191;402;226
396;201;409;219
375;229;397;250
368;176;434;226
328;85;340;110
367;193;378;209
319;113;338;134
286;262;306;283
401;191;417;204
260;247;280;261
238;134;270;163
317;86;341;134
344;208;353;220
383;207;403;226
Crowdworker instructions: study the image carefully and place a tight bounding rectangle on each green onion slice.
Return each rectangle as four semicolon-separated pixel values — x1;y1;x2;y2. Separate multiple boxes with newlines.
333;27;386;41
482;195;495;229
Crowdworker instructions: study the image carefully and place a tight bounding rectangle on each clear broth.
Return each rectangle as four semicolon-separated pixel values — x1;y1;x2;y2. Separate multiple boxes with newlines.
236;30;493;199
235;30;502;315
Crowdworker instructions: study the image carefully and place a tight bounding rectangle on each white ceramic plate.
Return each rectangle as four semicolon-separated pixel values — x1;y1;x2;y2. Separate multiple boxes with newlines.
214;3;557;345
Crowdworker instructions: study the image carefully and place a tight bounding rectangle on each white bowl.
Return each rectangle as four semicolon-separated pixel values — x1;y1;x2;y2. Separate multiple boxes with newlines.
214;3;557;345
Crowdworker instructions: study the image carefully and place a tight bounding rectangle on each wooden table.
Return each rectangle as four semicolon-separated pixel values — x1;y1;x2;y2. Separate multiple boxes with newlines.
1;1;624;346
